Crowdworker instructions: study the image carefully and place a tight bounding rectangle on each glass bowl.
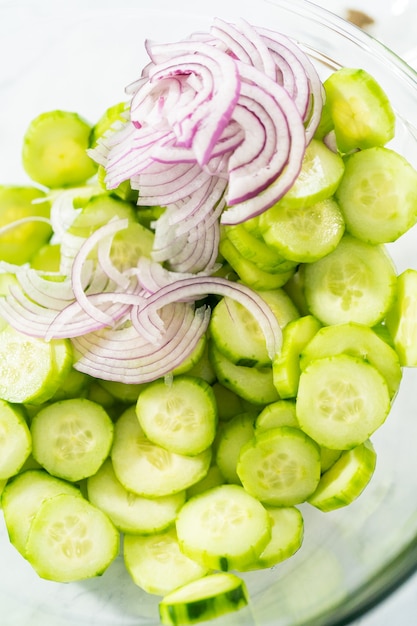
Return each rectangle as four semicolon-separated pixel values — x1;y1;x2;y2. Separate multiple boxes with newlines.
1;0;417;624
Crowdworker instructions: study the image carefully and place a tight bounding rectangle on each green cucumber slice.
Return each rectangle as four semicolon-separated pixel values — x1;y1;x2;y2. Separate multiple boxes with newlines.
111;406;211;497
135;375;217;456
323;67;395;153
208;342;279;406
222;223;294;273
255;400;298;431
308;440;377;512
31;398;114;482
272;315;322;398
385;268;417;366
176;484;271;571
296;354;391;449
124;527;209;596
215;411;258;485
272;138;345;209
22;110;97;188
303;234;397;326
299;321;402;399
86;458;186;534
209;288;298;368
0;400;32;480
25;492;119;582
1;469;82;556
236;426;321;506
335;147;417;244
159;572;249;626
242;505;304;570
219;237;295;291
260;197;345;263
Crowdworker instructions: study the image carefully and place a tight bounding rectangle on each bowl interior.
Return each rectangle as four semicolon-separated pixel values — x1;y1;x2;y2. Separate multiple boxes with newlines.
1;1;417;625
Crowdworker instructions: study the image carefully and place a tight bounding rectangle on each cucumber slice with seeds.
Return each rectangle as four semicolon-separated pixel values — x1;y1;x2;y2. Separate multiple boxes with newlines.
176;484;271;571
111;406;211;497
159;572;249;626
237;426;321;506
0;400;31;480
86;458;186;534
25;492;119;582
303;234;397;327
308;440;377;512
136;376;217;456
124;527;209;596
215;412;257;485
31;398;114;482
296;354;391;449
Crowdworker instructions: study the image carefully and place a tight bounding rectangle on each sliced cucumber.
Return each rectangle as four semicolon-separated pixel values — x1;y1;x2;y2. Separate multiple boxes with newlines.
255;400;298;431
1;469;82;556
323;67;395;153
303;234;397;326
219;237;295;291
136;376;217;456
385;268;417;366
25;492;119;582
296;354;391;449
242;505;304;570
272;315;322;398
299;321;402;399
111;406;211;497
237;426;321;506
176;484;271;571
68;193;136;237
215;412;258;485
159;572;249;626
336;147;417;244
308;440;377;512
269;138;345;209
86;458;186;534
209;288;298;368
0;400;32;479
260;197;345;263
209;341;279;406
124;527;209;596
31;398;114;482
22;110;97;188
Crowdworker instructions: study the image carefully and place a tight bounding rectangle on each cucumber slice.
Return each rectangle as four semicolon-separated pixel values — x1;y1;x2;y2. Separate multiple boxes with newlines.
22;110;97;188
111;406;211;497
336;147;417;244
222;223;295;273
243;505;304;570
30;398;114;482
272;315;322;398
215;412;257;485
124;527;209;596
1;469;82;556
90;101;128;149
323;67;395;153
176;484;271;571
308;440;377;512
208;342;279;406
219;237;295;291
209;288;298;368
25;492;119;582
296;354;391;449
136;376;217;456
303;234;397;326
0;185;52;265
211;382;248;422
0;324;66;404
385;268;417;366
299;321;402;399
0;400;31;479
271;138;345;209
159;572;249;626
87;458;186;534
68;193;137;238
255;400;298;431
260;198;345;263
237;426;321;506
